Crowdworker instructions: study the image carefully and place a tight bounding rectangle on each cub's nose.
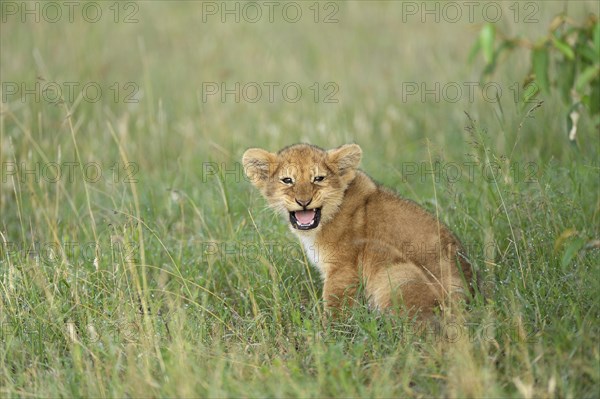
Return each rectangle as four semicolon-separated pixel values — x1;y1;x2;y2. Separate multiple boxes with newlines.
295;198;312;208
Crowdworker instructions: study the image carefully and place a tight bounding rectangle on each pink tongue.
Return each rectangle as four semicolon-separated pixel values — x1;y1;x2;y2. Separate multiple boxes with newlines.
295;210;315;224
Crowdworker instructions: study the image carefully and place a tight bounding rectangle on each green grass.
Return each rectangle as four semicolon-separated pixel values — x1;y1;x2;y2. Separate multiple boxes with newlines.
1;1;599;397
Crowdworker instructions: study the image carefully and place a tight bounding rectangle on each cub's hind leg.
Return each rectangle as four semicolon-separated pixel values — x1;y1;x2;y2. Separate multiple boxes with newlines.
366;262;443;319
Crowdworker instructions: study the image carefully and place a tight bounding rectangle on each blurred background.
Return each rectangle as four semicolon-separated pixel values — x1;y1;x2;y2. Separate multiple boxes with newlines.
2;1;597;229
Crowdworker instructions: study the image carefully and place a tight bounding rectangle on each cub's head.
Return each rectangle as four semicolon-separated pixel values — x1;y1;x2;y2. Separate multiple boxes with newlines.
242;143;362;232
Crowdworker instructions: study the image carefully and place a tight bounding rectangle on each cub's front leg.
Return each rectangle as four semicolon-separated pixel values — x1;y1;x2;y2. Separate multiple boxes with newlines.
321;266;360;311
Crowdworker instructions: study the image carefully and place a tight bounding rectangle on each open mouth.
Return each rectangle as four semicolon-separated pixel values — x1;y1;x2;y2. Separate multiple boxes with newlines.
289;208;322;230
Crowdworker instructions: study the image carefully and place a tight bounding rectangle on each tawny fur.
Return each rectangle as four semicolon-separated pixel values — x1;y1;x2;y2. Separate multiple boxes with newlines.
242;143;475;319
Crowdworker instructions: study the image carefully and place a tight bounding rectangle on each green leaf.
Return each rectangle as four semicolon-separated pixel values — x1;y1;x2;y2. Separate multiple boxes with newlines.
575;65;600;92
557;59;576;103
479;24;496;65
468;38;481;64
589;79;599;116
532;47;550;93
482;60;497;77
551;37;575;60
579;45;599;64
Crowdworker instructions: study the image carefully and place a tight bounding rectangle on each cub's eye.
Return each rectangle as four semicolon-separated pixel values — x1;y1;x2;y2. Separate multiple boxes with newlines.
280;177;293;185
313;176;326;183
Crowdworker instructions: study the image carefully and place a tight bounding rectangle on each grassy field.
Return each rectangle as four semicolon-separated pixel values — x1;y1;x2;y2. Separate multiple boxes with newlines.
1;1;599;397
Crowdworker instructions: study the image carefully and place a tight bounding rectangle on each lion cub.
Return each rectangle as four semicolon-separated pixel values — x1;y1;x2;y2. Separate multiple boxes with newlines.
242;143;474;318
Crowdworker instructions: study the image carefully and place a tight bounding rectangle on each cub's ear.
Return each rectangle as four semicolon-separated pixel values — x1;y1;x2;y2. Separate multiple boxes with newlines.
327;144;362;174
242;148;278;187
